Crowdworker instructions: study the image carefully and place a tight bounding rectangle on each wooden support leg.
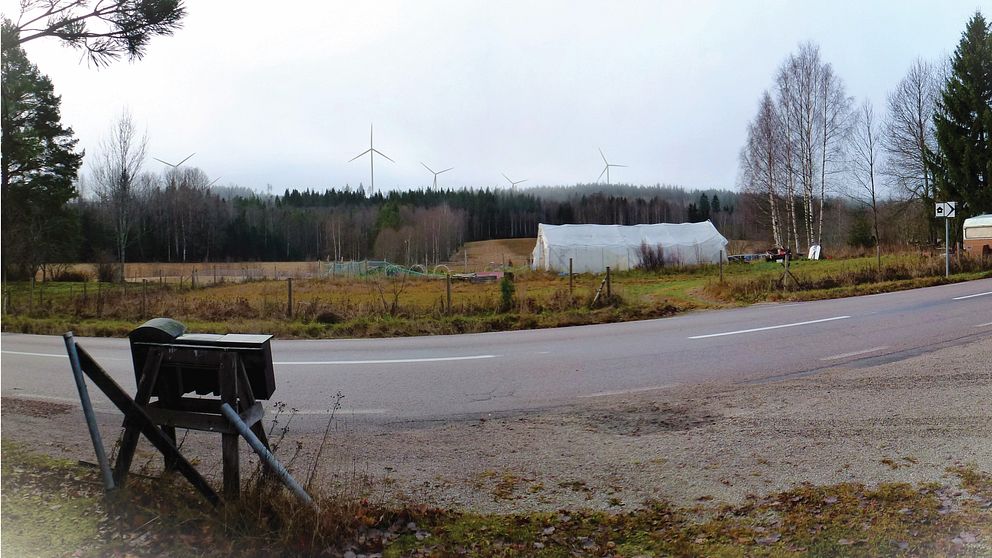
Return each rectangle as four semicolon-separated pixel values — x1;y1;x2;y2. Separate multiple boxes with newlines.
113;349;164;485
219;353;240;500
75;345;220;506
158;373;181;471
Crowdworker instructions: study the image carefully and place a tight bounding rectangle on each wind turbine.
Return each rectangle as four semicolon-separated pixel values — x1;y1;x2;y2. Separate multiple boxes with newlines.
597;148;627;186
153;152;196;168
348;124;394;194
421;162;453;188
501;172;527;191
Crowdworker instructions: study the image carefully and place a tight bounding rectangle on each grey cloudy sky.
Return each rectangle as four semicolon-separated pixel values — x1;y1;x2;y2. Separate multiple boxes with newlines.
3;0;983;193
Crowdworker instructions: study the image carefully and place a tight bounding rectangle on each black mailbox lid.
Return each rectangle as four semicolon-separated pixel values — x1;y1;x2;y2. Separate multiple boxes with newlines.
129;318;188;387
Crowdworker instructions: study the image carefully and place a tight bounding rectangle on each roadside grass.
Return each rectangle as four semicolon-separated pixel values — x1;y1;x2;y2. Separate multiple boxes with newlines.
2;252;990;338
3;440;990;557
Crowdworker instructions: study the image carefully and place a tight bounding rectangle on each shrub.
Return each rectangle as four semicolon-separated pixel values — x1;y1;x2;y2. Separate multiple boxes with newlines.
499;276;515;312
638;242;666;271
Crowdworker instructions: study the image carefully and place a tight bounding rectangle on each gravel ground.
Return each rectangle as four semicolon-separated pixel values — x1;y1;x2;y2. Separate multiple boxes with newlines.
3;337;990;513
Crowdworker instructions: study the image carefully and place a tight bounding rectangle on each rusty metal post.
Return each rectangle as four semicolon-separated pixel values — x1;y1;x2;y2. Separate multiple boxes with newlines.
606;266;611;298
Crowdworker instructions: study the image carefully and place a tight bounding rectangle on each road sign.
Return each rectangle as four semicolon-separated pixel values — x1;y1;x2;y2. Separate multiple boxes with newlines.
935;201;956;218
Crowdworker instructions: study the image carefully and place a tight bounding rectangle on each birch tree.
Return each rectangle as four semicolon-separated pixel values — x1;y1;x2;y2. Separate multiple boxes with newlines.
91;109;147;281
850;101;884;273
884;59;940;241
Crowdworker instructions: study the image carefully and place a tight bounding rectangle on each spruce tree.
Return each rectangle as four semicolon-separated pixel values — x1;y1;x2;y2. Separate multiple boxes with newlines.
931;11;992;217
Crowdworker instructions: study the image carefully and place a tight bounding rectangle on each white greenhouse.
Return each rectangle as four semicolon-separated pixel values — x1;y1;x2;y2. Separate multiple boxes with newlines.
531;222;729;273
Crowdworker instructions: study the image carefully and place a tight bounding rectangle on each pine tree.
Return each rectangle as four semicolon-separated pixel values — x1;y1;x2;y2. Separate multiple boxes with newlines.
931;11;992;217
699;193;711;221
1;20;83;280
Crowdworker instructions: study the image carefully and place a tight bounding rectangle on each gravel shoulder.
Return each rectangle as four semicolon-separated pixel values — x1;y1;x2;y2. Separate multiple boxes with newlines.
3;337;990;513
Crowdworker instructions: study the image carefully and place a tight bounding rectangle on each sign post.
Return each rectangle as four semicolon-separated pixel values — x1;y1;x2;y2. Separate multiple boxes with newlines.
936;202;956;277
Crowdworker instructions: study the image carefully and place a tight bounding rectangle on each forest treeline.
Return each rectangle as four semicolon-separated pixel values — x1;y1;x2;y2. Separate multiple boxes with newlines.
70;180;757;267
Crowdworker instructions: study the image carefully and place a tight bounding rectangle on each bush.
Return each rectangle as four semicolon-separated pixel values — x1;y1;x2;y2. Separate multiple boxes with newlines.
638;242;666;271
49;264;90;282
499;276;515;312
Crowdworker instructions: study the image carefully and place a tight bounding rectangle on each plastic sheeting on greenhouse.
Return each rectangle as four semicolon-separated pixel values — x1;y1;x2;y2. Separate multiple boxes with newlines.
531;222;729;273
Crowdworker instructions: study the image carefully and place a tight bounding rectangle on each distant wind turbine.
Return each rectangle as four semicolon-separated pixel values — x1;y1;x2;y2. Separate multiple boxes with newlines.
501;172;527;191
153;152;196;168
349;124;394;194
421;162;453;188
597;148;627;186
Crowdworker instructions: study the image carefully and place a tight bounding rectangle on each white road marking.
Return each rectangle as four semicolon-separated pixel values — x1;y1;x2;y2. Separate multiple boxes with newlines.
977;321;992;327
274;354;498;365
1;351;68;359
820;346;889;361
688;316;851;339
578;385;676;398
953;291;992;300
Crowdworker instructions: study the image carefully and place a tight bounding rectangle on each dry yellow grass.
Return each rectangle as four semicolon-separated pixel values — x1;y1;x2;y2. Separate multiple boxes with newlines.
445;238;535;271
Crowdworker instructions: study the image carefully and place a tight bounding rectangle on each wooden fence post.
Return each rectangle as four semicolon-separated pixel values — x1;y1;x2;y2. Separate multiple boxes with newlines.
141;279;147;317
606;266;612;298
719;250;724;283
446;274;452;314
287;278;293;318
569;258;574;301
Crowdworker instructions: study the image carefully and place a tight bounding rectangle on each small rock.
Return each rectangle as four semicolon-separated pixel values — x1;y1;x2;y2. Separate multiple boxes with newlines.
343;551;357;558
897;542;909;550
823;496;838;504
837;538;854;546
406;521;418;531
543;526;555;535
533;542;545;549
757;534;781;545
415;531;430;541
898;508;911;515
959;532;978;544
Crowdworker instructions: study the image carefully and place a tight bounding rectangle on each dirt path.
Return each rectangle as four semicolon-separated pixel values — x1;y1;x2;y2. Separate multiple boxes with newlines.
2;337;989;513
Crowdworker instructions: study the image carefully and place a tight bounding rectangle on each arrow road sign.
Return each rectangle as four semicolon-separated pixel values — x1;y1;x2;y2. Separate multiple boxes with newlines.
935;201;956;218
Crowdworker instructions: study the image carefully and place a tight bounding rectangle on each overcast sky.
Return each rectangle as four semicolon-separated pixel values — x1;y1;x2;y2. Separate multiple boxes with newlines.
2;1;982;193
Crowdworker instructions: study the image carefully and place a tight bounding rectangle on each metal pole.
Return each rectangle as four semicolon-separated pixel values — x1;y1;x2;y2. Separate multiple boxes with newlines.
945;217;950;278
220;403;314;508
719;250;724;283
63;333;115;491
446;273;452;314
606;266;611;298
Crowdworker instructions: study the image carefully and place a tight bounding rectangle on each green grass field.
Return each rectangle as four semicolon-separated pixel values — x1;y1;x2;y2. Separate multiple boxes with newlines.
2;252;990;338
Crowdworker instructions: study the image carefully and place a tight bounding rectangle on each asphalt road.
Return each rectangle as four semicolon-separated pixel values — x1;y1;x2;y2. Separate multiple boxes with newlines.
2;279;991;424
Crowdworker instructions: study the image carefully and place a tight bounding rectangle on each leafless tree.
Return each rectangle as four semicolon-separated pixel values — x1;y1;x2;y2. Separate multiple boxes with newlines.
740;92;784;247
883;58;940;242
91;108;147;281
849;100;884;273
773;42;853;253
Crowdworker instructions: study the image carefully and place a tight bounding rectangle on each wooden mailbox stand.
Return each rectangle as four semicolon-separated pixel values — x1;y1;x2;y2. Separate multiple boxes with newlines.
116;342;271;499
